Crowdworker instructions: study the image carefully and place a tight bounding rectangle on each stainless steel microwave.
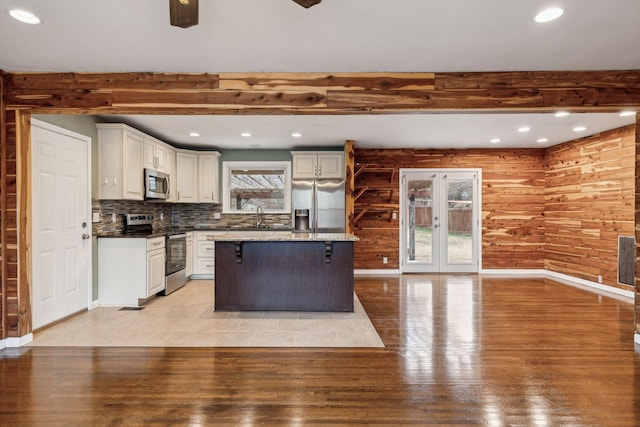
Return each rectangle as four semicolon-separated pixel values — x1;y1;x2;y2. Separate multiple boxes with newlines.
144;169;170;200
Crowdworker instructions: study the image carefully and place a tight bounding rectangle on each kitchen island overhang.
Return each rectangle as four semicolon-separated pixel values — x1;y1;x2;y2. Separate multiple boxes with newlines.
213;232;359;312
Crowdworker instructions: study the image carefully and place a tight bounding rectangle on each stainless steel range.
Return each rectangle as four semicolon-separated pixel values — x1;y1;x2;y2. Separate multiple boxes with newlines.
125;213;187;295
164;232;187;295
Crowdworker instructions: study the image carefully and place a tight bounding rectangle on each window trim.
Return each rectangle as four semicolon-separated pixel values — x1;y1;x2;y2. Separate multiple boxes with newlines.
222;161;291;214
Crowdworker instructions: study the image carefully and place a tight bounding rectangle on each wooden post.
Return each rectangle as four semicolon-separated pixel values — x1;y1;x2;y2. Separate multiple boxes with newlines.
635;113;640;341
16;111;32;337
344;140;355;235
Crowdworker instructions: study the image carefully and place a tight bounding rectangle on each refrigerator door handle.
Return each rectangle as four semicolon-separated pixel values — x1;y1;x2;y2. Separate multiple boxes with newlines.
313;181;318;232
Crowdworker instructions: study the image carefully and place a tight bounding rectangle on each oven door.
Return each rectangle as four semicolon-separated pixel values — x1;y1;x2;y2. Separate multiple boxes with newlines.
166;234;187;275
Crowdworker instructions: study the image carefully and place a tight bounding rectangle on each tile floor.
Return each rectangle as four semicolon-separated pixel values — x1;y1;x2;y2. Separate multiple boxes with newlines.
31;280;384;348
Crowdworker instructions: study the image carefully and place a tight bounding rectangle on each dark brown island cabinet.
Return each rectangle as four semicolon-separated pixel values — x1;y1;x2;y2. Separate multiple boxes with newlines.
214;232;358;312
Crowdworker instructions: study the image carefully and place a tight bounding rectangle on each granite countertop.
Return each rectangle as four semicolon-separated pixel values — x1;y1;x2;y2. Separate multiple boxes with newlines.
96;232;168;239
210;231;359;242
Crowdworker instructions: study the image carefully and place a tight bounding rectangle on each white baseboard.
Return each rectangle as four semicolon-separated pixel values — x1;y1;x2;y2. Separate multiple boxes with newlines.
545;270;634;301
3;333;33;348
480;269;547;276
90;300;101;310
0;339;5;350
354;269;400;276
635;334;640;346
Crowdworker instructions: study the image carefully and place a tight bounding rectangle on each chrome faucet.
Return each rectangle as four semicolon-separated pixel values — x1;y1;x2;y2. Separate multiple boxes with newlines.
256;205;264;229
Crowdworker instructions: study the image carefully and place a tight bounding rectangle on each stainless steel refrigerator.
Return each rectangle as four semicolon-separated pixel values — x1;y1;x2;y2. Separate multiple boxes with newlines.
291;178;346;233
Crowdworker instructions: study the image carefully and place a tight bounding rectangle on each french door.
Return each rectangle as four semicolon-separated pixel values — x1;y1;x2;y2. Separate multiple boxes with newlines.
400;169;480;273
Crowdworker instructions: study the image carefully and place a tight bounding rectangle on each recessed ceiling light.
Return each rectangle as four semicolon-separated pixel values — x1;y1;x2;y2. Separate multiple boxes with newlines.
7;8;42;25
241;132;252;137
189;132;200;137
573;126;586;132
291;132;303;138
534;7;564;23
490;138;501;144
518;126;530;133
619;110;636;117
554;111;570;118
537;138;548;143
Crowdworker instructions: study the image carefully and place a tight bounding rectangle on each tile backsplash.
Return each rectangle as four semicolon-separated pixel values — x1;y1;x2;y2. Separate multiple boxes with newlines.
93;200;291;235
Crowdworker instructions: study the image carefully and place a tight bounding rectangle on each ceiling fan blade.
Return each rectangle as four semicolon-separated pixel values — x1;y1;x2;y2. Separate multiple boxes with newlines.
292;0;322;8
170;0;199;28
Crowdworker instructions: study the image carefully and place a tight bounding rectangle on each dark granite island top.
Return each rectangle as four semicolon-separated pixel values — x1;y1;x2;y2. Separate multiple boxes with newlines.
213;232;358;312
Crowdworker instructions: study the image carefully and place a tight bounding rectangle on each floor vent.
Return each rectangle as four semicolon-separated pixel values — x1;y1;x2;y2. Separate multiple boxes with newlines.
119;307;145;311
617;236;635;286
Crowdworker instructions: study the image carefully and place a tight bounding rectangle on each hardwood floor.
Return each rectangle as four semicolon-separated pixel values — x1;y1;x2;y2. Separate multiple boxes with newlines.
1;275;639;425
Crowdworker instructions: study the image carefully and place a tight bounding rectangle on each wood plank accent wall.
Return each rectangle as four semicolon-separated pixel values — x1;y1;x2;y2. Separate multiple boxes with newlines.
1;70;640;338
0;71;5;340
1;108;19;338
353;149;546;270
545;126;635;290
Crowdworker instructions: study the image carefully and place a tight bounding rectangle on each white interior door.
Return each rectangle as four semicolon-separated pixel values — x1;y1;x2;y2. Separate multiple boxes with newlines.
31;120;91;330
400;169;480;273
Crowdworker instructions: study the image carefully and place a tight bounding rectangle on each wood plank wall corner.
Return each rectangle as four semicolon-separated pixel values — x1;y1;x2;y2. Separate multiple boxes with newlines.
0;70;639;339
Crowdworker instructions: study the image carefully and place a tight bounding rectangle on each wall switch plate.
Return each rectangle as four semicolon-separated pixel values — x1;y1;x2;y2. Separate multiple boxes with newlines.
597;274;602;283
111;213;116;223
160;213;164;220
92;212;101;223
383;256;388;264
392;212;397;220
213;212;221;219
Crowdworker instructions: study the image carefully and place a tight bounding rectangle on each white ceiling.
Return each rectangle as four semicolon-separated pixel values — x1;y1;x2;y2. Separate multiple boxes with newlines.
2;0;639;149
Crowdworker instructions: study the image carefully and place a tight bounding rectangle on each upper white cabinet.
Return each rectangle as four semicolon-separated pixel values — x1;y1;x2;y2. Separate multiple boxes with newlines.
97;123;144;200
198;152;221;203
97;123;220;203
143;135;167;173
176;150;199;203
175;150;221;204
291;151;344;179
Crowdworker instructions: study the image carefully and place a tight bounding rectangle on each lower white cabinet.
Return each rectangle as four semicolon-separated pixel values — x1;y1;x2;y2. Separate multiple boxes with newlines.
98;237;166;306
191;231;224;279
185;232;193;278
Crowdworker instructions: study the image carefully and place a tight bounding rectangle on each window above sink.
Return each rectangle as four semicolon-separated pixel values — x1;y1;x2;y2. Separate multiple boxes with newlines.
222;161;291;214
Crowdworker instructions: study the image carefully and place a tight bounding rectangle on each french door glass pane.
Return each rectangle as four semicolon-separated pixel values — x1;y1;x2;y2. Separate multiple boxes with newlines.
446;178;473;263
406;178;433;263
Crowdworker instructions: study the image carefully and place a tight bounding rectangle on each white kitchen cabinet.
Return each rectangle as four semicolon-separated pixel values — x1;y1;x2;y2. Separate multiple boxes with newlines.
291;151;344;179
191;231;225;279
97;124;145;200
165;146;177;202
185;231;193;278
98;236;166;306
198;152;221;203
176;150;198;203
144;135;167;173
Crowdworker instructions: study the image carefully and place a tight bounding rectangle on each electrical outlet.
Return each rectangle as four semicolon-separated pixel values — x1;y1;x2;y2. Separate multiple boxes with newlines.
383;256;388;264
214;212;221;219
92;212;101;223
160;213;164;220
392;212;397;220
597;274;602;283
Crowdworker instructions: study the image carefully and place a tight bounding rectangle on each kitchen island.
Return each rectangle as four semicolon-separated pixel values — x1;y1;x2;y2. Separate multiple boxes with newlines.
213;231;358;312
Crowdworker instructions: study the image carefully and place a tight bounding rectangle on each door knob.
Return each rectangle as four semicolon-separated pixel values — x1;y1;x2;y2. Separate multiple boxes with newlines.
82;233;91;240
